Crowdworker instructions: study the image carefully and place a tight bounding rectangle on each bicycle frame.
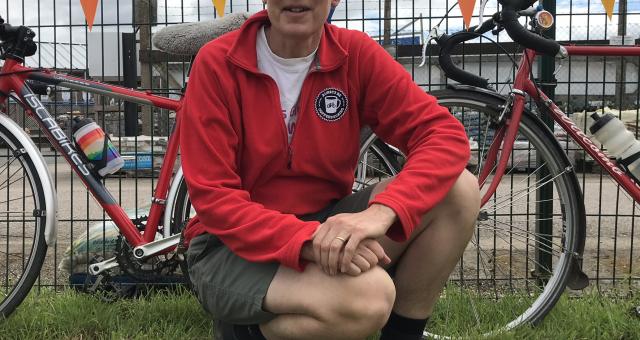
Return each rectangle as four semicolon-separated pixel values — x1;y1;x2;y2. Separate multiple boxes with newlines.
0;57;182;248
480;45;640;206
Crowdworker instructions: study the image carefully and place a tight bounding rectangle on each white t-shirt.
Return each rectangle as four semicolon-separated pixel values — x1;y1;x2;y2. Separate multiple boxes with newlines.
256;26;317;143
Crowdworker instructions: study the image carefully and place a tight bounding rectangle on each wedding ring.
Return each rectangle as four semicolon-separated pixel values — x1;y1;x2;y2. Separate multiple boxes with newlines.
335;236;347;242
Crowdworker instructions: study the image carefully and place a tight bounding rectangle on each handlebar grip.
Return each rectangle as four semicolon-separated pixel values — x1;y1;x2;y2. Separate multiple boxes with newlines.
0;23;18;41
26;80;50;96
501;8;560;57
438;32;490;89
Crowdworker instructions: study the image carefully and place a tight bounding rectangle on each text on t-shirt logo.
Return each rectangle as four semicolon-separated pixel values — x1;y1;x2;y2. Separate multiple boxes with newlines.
315;88;348;122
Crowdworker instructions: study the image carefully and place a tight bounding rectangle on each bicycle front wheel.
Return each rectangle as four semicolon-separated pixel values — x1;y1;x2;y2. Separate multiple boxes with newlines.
0;123;48;319
425;88;585;338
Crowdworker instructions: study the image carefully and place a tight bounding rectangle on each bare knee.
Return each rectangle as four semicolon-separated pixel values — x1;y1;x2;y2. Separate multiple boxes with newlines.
442;169;480;233
458;169;481;212
329;267;395;338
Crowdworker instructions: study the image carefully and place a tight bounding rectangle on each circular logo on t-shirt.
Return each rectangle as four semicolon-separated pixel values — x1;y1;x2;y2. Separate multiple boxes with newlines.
315;88;348;122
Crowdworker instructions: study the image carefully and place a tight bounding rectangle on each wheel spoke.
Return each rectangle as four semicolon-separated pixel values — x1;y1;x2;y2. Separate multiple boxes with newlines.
0;250;25;260
0;233;35;239
359;157;394;177
476;225;563;259
0;194;33;205
477;220;566;255
0;134;46;318
0;156;19;179
487;230;560;277
424;92;582;337
483;163;549;202
487;169;569;212
0;167;26;192
486;171;553;208
469;236;512;280
484;197;562;213
0;211;35;214
475;123;493;176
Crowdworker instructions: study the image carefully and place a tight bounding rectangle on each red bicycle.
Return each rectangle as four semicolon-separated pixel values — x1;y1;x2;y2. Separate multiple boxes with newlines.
407;0;640;337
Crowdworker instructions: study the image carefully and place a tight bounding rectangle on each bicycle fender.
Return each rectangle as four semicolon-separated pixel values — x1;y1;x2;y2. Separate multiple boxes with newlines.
163;166;184;238
0;113;58;245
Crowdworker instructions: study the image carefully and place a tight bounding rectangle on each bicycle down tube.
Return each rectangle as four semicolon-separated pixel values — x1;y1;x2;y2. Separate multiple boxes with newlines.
0;58;182;247
481;46;640;206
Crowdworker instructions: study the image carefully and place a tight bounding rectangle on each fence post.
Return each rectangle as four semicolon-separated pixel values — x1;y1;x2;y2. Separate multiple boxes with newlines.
135;0;155;136
122;33;138;136
614;0;628;108
537;0;556;282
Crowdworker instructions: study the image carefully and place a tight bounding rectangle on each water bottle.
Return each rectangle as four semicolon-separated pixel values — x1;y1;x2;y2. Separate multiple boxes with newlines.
589;112;640;182
71;117;124;177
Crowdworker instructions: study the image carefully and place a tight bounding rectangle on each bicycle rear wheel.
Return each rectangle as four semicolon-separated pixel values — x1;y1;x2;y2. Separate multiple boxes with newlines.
0;124;48;319
424;88;584;338
354;127;403;192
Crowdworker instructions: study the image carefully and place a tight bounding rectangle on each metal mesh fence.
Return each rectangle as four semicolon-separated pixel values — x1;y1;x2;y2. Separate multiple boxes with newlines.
0;0;639;292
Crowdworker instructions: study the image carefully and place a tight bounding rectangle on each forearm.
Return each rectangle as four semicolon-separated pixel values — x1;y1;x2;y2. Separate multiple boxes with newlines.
367;203;397;229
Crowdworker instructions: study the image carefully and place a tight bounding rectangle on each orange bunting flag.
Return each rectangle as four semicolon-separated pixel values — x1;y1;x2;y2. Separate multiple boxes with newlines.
459;0;477;29
212;0;226;17
601;0;616;20
80;0;99;31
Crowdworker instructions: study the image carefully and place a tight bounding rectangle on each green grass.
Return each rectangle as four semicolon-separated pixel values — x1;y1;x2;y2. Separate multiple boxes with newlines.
0;287;213;339
2;288;640;339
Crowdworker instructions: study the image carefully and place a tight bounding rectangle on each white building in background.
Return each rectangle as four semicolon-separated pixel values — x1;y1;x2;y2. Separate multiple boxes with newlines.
24;12;639;110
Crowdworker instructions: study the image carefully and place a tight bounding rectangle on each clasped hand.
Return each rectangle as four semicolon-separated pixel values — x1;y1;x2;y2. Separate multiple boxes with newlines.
311;204;396;276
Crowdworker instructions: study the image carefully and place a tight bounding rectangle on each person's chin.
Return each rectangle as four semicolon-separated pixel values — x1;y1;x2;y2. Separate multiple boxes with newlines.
280;26;317;39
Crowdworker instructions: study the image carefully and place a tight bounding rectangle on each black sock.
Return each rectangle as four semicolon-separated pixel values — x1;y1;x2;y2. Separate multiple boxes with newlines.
232;324;266;340
379;311;429;340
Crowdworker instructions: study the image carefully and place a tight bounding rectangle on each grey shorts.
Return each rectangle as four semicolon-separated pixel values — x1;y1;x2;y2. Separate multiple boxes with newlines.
186;184;376;325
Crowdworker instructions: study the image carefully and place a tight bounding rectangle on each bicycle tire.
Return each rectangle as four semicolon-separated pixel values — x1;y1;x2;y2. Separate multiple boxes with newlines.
421;88;585;338
169;129;403;282
0;123;48;319
355;127;403;191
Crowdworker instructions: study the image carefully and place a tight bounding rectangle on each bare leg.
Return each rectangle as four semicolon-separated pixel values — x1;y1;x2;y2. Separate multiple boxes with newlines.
260;264;395;340
375;169;480;318
259;169;478;338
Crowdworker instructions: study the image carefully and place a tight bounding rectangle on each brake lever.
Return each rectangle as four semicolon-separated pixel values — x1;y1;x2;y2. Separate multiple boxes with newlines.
419;25;445;67
428;25;444;41
518;7;538;17
477;0;490;31
492;24;505;36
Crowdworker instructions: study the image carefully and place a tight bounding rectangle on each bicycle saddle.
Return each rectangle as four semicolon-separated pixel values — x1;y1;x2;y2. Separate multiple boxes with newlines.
153;12;250;56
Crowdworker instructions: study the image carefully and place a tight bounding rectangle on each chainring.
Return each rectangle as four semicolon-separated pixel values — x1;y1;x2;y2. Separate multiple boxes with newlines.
115;236;184;283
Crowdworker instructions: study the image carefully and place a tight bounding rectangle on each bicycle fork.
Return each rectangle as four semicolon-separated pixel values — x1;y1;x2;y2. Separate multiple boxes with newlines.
478;89;526;206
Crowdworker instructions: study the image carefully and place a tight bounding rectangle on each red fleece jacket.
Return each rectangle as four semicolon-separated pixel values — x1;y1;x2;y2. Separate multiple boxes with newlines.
179;11;470;271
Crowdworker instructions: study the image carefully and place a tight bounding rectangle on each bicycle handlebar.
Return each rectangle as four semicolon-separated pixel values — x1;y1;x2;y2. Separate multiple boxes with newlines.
0;20;37;60
436;1;566;88
437;17;497;89
500;7;561;57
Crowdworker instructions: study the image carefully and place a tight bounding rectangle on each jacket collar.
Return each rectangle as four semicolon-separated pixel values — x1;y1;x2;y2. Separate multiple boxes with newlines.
226;10;348;73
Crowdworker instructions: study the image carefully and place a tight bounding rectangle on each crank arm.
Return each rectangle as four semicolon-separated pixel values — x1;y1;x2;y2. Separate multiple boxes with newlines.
132;233;181;260
88;257;119;275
